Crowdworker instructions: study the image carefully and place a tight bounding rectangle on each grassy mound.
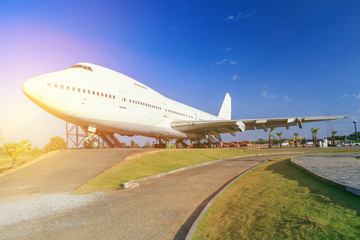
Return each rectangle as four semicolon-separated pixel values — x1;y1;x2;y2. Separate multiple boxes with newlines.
194;158;360;240
75;149;262;193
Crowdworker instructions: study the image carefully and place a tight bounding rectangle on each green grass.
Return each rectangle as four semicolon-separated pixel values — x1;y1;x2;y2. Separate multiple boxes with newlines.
194;157;360;240
0;153;42;173
75;148;274;193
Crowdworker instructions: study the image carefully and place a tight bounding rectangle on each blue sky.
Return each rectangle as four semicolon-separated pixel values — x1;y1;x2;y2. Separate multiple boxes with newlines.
0;0;359;147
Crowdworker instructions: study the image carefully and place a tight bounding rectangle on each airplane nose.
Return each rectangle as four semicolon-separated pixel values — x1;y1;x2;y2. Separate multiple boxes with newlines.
22;77;45;101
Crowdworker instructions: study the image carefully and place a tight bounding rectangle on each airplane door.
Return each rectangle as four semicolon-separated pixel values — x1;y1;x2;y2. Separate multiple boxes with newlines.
163;102;169;117
118;90;127;109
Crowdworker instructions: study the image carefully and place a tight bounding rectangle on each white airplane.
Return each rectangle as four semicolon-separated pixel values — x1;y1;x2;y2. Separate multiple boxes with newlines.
22;63;346;148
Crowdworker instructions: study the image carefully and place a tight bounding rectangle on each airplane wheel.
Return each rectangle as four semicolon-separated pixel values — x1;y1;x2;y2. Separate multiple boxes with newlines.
90;139;99;148
84;141;90;149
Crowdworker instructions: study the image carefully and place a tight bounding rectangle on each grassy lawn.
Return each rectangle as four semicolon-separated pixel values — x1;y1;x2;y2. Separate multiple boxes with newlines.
194;157;360;240
0;153;42;173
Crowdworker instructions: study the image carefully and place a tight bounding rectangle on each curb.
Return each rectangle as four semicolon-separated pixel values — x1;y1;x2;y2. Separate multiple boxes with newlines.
290;155;360;197
122;152;301;189
0;150;60;179
185;159;270;240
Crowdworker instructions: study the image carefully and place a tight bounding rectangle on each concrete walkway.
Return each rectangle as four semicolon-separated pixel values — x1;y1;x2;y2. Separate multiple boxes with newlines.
0;154;272;240
291;153;360;196
0;149;155;202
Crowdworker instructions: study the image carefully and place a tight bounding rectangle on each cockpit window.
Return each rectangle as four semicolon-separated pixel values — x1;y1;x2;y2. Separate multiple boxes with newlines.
69;64;93;72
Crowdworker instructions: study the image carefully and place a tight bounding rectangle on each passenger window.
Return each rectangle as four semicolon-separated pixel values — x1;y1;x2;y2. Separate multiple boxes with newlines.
61;85;64;89
97;92;99;96
78;88;80;92
72;87;75;91
47;83;51;87
66;86;70;90
88;90;90;94
101;93;104;97
54;84;58;88
105;94;108;97
113;95;115;99
92;91;95;95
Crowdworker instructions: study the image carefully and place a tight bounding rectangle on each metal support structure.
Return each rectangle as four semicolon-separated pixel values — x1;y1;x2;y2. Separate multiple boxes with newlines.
66;122;86;148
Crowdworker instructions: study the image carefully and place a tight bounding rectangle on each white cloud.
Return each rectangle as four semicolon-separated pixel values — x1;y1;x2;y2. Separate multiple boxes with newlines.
284;94;291;102
269;94;277;99
229;60;237;65
227;15;235;20
224;12;254;21
262;90;268;99
224;13;242;21
260;84;268;88
232;75;238;80
226;48;231;51
211;58;228;67
346;93;360;99
244;13;254;18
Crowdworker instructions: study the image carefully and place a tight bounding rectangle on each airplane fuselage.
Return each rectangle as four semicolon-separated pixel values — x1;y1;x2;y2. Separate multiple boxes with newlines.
23;63;221;140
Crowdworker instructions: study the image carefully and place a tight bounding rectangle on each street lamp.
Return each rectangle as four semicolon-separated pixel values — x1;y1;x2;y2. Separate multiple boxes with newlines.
354;120;358;140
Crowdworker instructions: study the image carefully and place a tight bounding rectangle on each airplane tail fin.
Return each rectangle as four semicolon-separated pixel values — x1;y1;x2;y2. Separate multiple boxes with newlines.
218;93;231;120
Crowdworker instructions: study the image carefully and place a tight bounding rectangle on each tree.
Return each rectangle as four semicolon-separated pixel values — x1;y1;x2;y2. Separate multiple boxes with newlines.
144;141;151;148
269;128;275;148
2;140;31;168
130;140;136;148
0;129;3;142
311;128;320;147
276;132;283;148
44;136;67;152
331;131;338;145
294;132;299;147
30;147;43;155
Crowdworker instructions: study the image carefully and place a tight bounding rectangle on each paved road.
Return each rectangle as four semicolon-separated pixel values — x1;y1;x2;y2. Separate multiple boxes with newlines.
0;154;281;240
0;149;154;201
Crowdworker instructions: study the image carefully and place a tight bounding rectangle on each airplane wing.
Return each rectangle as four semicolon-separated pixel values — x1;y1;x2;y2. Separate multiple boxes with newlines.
171;116;347;135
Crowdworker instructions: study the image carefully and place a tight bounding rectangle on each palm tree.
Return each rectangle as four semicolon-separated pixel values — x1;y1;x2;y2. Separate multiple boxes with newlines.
276;132;283;148
331;131;338;145
311;128;320;147
294;132;299;147
269;128;275;148
2;139;31;168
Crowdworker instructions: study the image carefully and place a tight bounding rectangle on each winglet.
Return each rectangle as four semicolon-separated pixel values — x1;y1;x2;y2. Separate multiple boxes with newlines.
218;93;231;120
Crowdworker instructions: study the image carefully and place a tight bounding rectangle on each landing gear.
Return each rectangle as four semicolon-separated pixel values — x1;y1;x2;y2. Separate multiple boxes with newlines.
90;139;99;148
176;139;188;149
154;138;166;148
192;141;218;148
84;126;99;149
